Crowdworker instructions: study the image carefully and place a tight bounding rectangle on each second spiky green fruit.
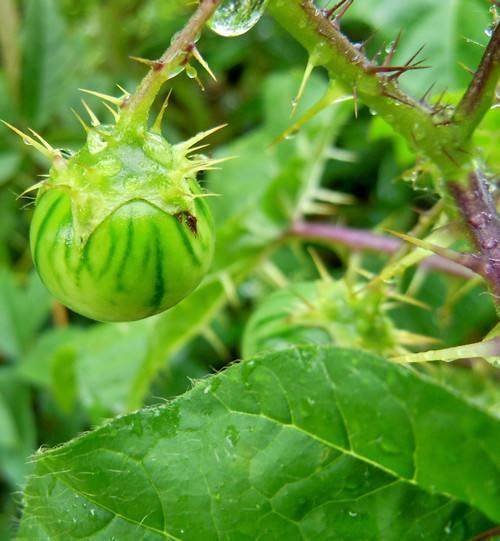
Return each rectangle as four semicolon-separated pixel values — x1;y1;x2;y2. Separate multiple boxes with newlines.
30;121;219;322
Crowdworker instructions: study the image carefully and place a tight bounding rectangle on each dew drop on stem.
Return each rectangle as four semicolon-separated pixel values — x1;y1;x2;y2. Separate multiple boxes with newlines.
208;0;269;37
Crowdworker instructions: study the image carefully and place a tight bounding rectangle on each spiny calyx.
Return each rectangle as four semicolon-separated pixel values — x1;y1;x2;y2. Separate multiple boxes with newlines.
31;120;225;247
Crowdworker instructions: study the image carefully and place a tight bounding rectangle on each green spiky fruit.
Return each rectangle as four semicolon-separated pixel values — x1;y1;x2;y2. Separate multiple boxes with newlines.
30;122;218;322
242;280;399;357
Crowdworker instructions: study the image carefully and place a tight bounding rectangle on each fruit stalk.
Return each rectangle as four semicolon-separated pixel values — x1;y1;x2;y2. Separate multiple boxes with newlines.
120;0;222;129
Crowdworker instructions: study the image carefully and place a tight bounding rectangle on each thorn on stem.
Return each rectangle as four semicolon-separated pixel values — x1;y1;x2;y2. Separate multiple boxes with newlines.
325;0;353;20
152;89;173;134
382;30;402;66
420;81;436;103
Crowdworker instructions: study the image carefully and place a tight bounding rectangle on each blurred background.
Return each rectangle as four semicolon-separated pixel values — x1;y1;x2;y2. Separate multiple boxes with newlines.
0;0;498;537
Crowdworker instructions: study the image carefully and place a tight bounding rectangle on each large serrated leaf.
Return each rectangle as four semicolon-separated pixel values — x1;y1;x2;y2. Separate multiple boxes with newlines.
17;346;499;540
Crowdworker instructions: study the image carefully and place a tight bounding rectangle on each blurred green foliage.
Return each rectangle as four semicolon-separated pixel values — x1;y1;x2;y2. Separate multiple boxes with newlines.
0;0;497;537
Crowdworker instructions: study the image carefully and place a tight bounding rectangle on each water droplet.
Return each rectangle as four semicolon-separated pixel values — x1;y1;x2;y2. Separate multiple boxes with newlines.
209;0;268;37
484;23;494;37
285;128;299;140
186;64;198;79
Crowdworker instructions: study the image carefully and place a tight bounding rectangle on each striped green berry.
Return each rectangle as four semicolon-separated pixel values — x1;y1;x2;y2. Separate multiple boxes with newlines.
242;280;399;357
29;123;218;322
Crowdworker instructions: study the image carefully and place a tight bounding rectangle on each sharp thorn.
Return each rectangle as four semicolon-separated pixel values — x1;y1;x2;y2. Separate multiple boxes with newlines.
457;61;475;75
395;330;441;346
71;108;90;132
382;30;402;66
308;247;333;282
385;228;480;271
102;101;119;121
420;81;436;103
325;0;350;18
27;128;55;152
334;0;354;20
152;88;173;134
80;99;100;127
129;55;157;67
403;44;426;68
192;47;217;82
387;291;430;310
115;84;130;96
291;57;316;117
79;88;122;105
185;143;210;154
179;124;228;150
1;120;54;160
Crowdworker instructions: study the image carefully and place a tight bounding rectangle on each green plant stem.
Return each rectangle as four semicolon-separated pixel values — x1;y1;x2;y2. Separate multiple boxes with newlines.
267;0;500;305
266;0;464;177
120;0;222;130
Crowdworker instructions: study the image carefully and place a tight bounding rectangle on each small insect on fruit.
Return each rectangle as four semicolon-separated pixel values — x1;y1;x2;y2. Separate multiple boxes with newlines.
7;92;223;322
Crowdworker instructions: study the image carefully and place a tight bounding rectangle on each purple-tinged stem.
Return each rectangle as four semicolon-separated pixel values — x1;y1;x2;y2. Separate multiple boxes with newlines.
289;221;476;279
450;170;500;301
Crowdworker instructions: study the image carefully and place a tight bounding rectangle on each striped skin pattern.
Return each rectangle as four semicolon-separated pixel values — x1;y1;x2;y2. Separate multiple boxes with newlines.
242;282;331;358
30;188;214;322
242;281;398;358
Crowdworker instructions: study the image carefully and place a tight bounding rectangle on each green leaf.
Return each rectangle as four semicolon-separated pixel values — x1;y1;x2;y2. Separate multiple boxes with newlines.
0;151;21;186
18;346;498;540
0;368;36;486
19;323;153;420
0;270;50;359
21;0;69;127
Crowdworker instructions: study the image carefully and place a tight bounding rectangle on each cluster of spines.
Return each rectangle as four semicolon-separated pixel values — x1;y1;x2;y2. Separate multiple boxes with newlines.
294;0;472;135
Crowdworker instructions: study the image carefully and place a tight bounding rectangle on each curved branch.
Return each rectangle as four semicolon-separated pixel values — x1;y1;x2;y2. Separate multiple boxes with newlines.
289;221;475;279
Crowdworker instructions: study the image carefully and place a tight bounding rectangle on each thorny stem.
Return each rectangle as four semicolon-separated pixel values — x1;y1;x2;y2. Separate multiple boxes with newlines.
450;171;500;300
267;0;500;305
455;23;500;141
119;0;222;129
289;221;475;279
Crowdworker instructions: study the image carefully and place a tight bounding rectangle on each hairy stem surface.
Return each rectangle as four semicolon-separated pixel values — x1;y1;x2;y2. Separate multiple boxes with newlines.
120;0;222;129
